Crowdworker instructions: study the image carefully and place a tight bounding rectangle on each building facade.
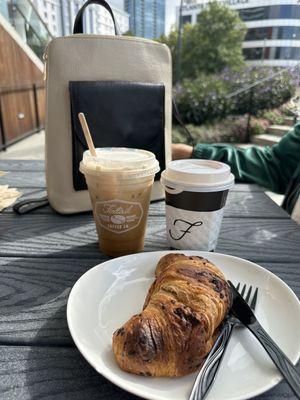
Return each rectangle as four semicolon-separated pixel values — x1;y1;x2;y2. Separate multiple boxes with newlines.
32;0;129;37
177;0;300;67
124;0;165;39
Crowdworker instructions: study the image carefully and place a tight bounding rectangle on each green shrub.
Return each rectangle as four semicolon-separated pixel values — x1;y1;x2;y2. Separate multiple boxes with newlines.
172;114;277;145
174;67;297;125
260;109;285;125
249;117;270;136
280;101;298;117
233;69;295;116
175;74;233;125
173;116;250;144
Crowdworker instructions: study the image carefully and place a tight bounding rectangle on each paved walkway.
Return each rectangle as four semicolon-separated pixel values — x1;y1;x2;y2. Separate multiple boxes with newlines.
0;130;45;160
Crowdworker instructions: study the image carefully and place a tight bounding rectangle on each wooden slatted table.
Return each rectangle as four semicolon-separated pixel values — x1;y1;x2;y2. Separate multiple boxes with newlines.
0;160;299;400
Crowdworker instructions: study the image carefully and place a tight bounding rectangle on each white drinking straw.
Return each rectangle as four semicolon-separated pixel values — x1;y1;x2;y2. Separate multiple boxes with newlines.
78;112;97;157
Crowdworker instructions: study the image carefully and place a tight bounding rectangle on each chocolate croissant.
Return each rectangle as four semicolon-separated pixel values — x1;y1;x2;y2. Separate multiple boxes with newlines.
112;253;231;377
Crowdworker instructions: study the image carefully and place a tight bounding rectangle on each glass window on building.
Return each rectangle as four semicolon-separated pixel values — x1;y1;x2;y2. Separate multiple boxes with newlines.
245;26;300;41
279;26;293;39
239;7;268;22
239;5;300;22
293;48;300;59
0;2;9;19
182;15;192;25
144;0;154;39
156;0;165;38
277;47;292;59
279;5;292;19
295;27;300;39
125;0;165;39
243;46;300;60
245;27;270;41
243;47;263;60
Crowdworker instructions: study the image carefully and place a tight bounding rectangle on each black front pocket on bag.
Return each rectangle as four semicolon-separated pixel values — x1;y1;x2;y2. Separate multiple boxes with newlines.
69;81;165;191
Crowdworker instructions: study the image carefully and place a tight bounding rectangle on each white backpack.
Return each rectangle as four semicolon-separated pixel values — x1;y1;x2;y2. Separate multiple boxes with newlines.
43;0;172;213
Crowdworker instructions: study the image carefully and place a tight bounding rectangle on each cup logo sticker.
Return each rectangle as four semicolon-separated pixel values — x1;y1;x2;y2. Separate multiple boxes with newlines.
96;199;143;234
169;219;203;241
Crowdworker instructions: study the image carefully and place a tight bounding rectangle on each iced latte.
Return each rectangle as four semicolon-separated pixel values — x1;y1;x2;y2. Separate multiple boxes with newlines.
80;148;159;257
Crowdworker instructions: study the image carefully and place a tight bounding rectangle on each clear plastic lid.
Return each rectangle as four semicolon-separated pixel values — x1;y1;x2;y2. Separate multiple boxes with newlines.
80;148;160;177
161;159;234;192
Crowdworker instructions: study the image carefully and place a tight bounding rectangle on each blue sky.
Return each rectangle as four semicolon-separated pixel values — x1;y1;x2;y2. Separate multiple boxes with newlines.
110;0;180;34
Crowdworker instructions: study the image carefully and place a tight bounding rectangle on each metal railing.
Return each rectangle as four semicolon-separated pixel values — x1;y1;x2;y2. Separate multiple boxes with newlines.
224;65;300;142
225;65;300;100
175;64;300;145
0;83;45;151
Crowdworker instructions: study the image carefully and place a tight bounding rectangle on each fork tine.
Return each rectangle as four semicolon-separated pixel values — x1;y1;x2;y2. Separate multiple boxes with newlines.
240;284;246;297
245;286;252;303
236;282;240;291
250;287;259;310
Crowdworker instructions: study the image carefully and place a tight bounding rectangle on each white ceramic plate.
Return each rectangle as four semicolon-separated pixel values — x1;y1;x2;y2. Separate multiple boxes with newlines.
67;251;300;400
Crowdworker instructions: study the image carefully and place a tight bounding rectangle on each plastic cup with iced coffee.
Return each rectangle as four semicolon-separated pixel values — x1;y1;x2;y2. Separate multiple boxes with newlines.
80;148;160;257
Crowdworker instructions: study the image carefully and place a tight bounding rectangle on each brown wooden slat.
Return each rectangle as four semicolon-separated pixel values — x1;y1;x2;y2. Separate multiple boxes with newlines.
36;87;45;125
0;345;298;400
0;25;42;88
1;90;36;141
0;160;45;171
0;167;263;192
0;163;298;400
0;257;298;346
0;23;45;143
149;192;288;219
0;346;139;400
0;214;299;262
0;257;105;345
2;190;288;219
0;170;263;193
0;171;45;187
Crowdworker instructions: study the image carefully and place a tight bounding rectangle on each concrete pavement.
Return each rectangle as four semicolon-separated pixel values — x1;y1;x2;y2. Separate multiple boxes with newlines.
0;130;45;160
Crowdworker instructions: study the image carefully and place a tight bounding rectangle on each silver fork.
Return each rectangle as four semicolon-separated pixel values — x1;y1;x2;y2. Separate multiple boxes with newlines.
189;283;259;400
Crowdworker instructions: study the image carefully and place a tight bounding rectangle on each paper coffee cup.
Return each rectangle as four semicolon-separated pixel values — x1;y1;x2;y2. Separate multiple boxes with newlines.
161;159;234;251
80;148;159;257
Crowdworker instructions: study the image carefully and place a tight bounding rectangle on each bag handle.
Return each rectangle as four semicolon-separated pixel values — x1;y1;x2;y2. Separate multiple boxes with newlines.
172;98;195;146
13;196;49;214
73;0;121;35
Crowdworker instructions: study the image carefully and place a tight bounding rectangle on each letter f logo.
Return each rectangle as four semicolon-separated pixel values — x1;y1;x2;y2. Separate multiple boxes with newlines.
169;219;203;241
